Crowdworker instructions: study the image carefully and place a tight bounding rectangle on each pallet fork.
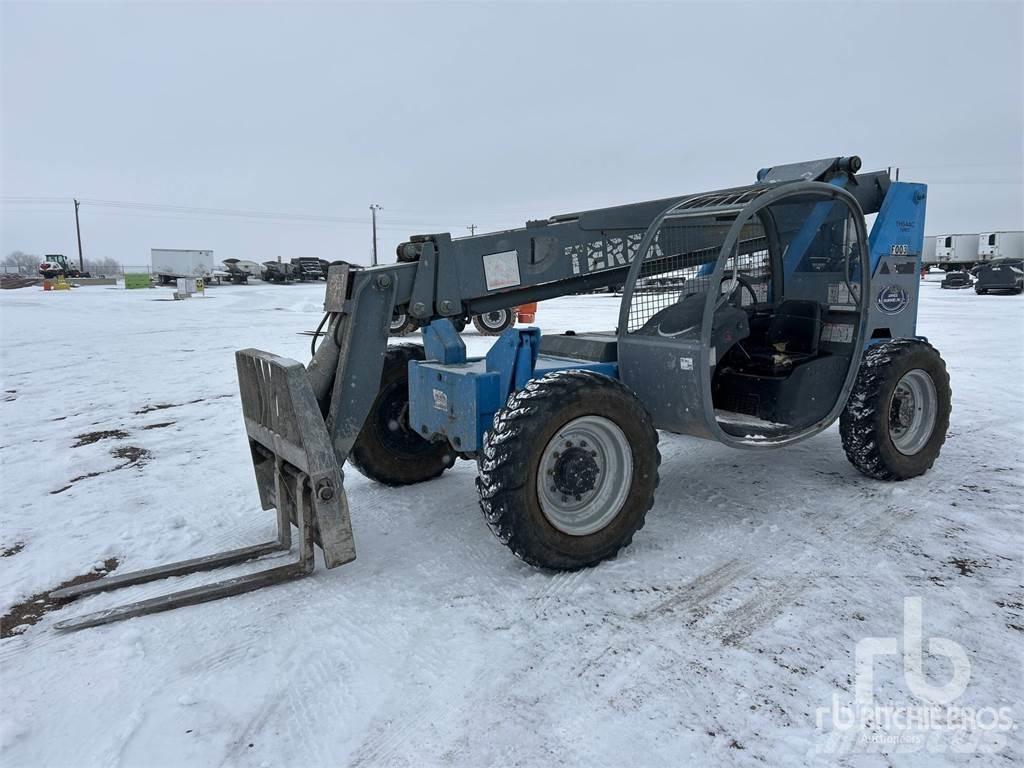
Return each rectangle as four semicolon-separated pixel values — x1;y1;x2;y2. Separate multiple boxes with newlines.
52;350;355;631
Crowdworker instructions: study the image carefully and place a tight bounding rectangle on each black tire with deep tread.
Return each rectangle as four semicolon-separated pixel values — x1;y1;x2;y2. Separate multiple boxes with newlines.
348;344;455;486
840;339;951;481
473;309;515;335
477;370;660;570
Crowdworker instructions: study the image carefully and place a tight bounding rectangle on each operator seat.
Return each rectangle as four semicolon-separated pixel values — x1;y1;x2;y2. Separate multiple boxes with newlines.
740;299;823;373
767;299;822;355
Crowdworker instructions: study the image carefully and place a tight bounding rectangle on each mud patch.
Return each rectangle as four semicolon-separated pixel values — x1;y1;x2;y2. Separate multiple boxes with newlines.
948;557;987;577
1;542;25;558
134;394;231;415
111;445;151;464
72;429;129;447
134;402;177;415
142;421;175;430
0;558;119;638
67;445;153;484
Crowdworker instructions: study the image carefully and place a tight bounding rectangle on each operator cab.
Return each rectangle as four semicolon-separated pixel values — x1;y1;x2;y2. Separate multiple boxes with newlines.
615;182;869;445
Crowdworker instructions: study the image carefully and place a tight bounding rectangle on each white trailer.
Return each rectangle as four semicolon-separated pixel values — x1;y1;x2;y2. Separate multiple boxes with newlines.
151;249;215;285
922;235;937;265
934;234;979;270
977;231;1024;262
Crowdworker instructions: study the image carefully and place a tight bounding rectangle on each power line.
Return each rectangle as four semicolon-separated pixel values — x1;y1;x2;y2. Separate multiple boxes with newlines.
0;196;501;231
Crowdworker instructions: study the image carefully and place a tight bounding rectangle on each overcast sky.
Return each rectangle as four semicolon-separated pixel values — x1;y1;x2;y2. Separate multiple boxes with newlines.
2;1;1021;268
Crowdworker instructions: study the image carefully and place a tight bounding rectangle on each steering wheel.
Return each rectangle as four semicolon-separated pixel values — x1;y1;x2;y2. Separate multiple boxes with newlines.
717;272;759;309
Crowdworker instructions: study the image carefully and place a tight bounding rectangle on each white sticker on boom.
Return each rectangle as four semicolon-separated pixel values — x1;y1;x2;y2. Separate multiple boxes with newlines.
679;357;694;370
482;250;521;291
432;388;448;412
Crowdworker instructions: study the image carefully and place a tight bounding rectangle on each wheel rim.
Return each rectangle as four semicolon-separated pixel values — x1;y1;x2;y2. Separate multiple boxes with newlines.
390;313;408;333
888;369;938;456
480;309;510;330
535;416;633;536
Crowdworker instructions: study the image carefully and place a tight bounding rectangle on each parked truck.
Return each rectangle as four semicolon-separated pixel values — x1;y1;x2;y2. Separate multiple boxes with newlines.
934;234;979;271
977;231;1024;263
151;249;215;286
290;257;324;281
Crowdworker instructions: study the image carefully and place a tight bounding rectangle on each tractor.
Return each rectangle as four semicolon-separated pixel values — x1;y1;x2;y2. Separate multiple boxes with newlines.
38;254;88;279
53;156;951;630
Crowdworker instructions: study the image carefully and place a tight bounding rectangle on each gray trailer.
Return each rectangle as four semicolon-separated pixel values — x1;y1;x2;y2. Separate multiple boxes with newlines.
977;231;1024;262
151;248;215;285
922;235;937;265
934;234;979;270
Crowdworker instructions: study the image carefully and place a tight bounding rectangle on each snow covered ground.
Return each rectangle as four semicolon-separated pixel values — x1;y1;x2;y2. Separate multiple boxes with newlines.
1;278;1021;767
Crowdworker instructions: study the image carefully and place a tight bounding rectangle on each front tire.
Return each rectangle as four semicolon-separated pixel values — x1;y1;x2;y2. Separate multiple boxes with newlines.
348;344;455;485
840;339;951;480
473;309;515;335
477;371;659;570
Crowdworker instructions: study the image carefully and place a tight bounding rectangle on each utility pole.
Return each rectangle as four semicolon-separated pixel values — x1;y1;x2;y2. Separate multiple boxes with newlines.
467;224;477;236
369;203;382;266
73;198;84;272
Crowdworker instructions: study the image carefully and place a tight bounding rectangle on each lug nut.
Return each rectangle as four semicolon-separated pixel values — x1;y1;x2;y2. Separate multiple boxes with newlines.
574;494;582;501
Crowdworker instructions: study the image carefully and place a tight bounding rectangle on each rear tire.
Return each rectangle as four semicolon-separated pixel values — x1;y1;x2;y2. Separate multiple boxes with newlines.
473;309;515;335
477;370;659;570
840;339;951;481
348;344;455;486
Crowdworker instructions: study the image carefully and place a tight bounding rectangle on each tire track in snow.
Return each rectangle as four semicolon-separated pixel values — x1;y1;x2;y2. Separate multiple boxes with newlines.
705;578;805;647
633;558;749;621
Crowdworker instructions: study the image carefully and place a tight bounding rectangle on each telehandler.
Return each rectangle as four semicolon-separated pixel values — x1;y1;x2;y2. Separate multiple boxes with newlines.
54;155;950;630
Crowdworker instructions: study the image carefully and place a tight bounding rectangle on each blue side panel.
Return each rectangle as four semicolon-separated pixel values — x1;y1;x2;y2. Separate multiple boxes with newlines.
867;182;927;275
865;181;928;341
409;328;620;453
